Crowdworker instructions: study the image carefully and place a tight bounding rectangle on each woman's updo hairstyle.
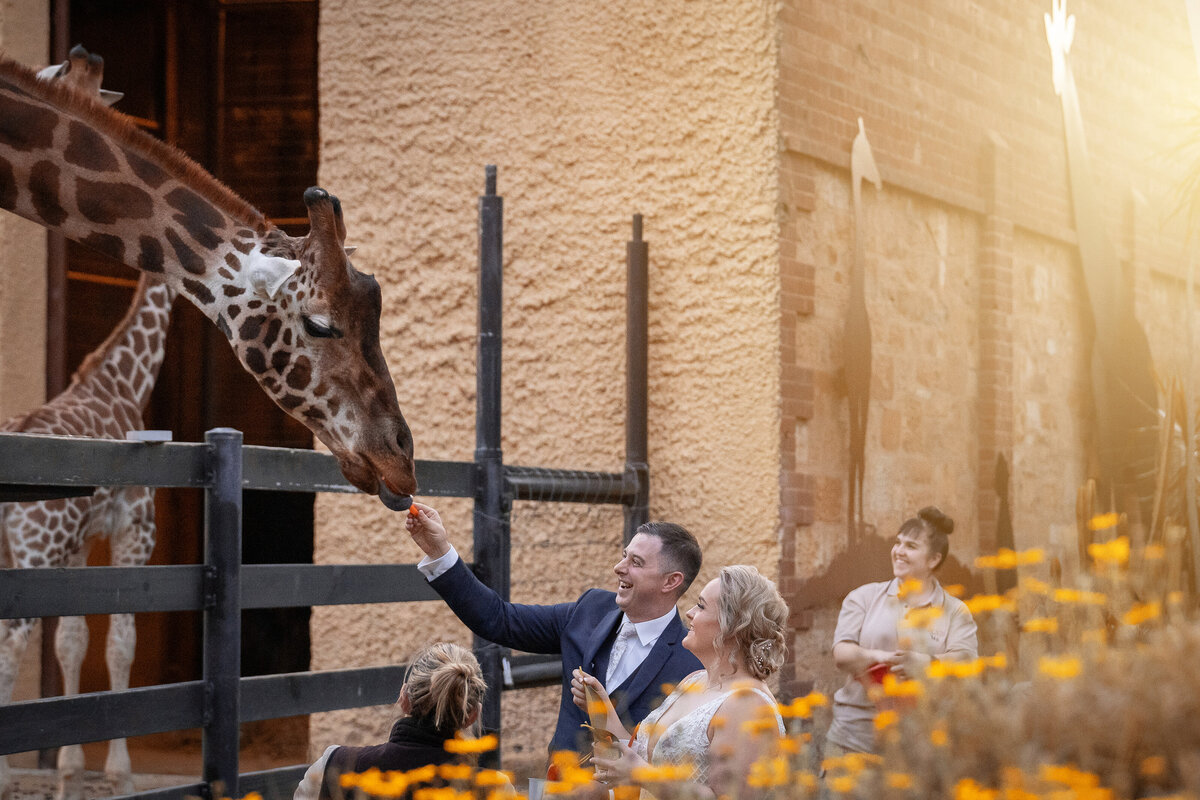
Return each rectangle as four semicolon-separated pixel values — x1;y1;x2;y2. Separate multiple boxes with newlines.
898;506;955;572
401;642;487;733
716;565;789;681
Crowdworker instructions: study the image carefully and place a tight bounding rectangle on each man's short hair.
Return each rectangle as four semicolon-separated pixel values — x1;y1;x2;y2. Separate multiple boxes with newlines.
637;521;702;597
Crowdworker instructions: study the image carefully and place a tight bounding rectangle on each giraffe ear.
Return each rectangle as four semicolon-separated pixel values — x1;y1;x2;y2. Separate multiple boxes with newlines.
343;246;357;257
247;252;301;298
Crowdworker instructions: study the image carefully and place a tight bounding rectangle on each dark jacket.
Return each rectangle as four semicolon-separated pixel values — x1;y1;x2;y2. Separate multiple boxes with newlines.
320;716;458;800
430;557;701;753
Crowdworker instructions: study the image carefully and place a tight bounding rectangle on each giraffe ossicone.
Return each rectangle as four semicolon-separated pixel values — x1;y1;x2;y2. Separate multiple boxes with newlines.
0;48;417;508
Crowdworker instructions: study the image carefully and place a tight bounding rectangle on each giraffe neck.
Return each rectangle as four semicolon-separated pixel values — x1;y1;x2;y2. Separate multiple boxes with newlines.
68;275;177;415
0;56;292;321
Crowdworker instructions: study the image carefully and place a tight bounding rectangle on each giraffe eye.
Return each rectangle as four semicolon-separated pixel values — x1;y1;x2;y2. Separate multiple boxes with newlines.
302;314;343;339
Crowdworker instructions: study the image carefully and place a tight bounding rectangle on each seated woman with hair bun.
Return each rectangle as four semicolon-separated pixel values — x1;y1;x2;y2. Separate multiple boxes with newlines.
294;641;489;800
572;565;789;800
826;506;978;757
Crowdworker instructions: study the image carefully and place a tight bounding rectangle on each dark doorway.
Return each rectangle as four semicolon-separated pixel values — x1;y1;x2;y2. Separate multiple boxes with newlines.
45;0;318;722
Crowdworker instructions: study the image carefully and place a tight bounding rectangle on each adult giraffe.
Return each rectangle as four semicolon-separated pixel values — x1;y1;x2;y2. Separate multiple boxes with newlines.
0;47;417;509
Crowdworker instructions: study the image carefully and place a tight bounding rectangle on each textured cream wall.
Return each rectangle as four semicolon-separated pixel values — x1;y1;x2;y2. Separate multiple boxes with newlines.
311;0;783;762
0;1;48;421
0;0;48;767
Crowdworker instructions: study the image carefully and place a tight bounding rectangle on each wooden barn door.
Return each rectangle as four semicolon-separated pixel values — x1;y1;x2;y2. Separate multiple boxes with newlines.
44;0;319;735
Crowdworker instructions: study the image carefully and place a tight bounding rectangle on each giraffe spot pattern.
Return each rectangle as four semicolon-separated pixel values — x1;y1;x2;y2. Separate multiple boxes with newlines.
222;284;245;297
279;394;304;410
282;329;293;347
166;187;224;250
216;313;231;339
286;355;312;390
76;178;154;224
124;150;169;188
303;407;326;422
224;252;241;272
232;238;254;255
270;349;291;373
80;231;125;262
0;93;57;152
247;300;263;310
30;160;68;227
262;318;282;349
137;236;164;272
238;314;265;341
0;157;17;209
218;267;234;281
227;304;241;320
164;228;205;274
183;277;215;305
64;120;119;172
245;347;267;374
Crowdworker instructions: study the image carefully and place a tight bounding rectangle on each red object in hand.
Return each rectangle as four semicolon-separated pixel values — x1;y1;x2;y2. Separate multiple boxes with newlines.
866;662;889;684
408;505;420;518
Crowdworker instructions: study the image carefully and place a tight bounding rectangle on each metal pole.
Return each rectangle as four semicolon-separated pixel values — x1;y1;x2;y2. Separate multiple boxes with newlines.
624;215;650;543
203;428;243;798
474;165;509;769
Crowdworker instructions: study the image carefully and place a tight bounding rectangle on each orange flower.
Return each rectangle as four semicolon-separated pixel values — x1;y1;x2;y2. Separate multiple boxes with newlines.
874;710;899;730
1021;617;1059;634
444;734;499;754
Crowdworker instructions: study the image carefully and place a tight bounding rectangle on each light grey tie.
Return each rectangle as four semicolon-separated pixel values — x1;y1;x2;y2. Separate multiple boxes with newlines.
605;618;638;688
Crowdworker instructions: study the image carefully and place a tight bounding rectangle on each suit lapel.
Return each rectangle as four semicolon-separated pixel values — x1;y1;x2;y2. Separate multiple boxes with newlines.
618;610;685;705
584;606;623;673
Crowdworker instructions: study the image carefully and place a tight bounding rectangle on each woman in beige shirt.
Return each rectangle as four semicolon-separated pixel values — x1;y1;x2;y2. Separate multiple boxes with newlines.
826;506;978;755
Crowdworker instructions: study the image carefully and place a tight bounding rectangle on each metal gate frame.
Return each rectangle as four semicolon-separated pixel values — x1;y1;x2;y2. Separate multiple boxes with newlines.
0;167;650;800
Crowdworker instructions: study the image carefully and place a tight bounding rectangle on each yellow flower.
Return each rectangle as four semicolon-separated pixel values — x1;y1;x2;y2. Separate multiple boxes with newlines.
1053;588;1107;606
444;734;499;754
660;682;676;695
954;778;998;800
1022;617;1059;634
631;764;695;783
1139;756;1167;778
874;710;899;731
487;792;524;800
903;606;944;629
943;583;966;597
741;716;779;735
1038;656;1082;680
821;752;881;773
746;757;790;788
928;659;985;680
1088;513;1120;531
777;738;800;754
965;594;1017;615
887;772;913;789
474;770;515;787
438;765;475;782
983;653;1007;670
883;673;924;698
777;691;827;719
795;772;819;790
1087;536;1130;566
975;548;1044;570
1020;577;1051;595
1039;764;1099;788
1122;602;1161;626
897;578;924;599
829;775;857;794
406;765;437;784
930;726;948;747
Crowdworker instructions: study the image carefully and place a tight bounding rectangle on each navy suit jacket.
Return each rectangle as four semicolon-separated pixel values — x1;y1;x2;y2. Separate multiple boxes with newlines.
429;558;701;753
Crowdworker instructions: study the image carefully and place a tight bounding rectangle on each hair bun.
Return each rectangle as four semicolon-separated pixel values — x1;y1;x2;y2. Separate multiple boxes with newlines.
918;506;954;535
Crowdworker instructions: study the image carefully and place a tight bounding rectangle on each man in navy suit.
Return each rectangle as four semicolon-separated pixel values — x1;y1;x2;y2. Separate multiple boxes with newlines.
405;503;703;755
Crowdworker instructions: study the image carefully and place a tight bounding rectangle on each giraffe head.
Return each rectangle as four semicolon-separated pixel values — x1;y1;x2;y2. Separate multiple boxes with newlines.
36;44;124;107
222;187;416;509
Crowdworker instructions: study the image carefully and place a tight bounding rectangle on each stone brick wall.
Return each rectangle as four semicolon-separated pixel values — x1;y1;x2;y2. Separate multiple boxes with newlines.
780;0;1200;699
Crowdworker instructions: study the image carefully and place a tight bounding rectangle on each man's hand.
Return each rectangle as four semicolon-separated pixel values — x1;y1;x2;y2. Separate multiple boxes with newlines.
404;502;452;559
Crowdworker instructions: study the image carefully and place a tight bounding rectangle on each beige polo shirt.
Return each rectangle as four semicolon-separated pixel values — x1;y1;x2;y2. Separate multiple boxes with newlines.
826;578;978;753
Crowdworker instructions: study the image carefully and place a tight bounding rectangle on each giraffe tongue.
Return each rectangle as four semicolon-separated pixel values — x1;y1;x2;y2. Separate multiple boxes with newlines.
378;481;413;512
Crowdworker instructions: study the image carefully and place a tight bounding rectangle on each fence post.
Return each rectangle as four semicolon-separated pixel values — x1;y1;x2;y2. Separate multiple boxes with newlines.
624;214;650;543
203;428;243;798
475;165;509;769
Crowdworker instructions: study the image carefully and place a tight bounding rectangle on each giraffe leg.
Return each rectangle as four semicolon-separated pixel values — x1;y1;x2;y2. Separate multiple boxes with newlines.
54;614;88;800
0;618;37;800
103;613;135;793
104;489;155;794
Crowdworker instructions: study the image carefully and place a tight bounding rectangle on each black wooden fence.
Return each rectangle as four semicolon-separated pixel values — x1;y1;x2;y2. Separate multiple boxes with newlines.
0;167;651;800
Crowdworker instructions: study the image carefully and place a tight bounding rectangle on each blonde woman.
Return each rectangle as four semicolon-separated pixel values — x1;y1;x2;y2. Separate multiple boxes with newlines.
572;565;789;799
295;642;488;800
